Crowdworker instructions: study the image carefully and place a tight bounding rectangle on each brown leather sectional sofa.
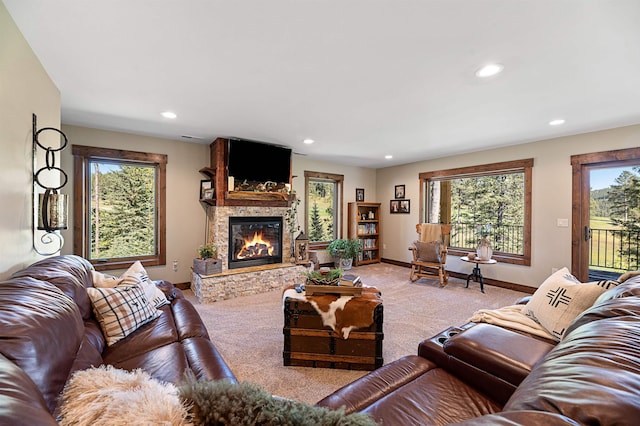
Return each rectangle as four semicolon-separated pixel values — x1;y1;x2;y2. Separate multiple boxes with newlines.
317;275;640;425
2;254;639;425
0;255;236;425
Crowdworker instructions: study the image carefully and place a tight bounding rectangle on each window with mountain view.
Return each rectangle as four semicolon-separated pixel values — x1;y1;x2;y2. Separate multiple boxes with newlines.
72;145;166;270
421;159;533;266
304;171;343;244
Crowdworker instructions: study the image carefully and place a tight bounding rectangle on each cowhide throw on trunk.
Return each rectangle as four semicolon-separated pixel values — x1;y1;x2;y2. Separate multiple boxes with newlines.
283;286;382;339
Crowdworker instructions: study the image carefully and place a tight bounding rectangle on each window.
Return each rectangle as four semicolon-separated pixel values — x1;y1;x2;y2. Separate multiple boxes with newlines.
420;159;533;265
304;171;344;245
72;145;167;270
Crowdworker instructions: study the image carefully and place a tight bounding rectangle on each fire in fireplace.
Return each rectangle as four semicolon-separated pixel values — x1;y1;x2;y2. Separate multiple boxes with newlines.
228;216;283;269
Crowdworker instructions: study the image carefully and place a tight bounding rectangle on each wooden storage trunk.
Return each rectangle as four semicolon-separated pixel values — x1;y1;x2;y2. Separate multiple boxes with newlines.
283;297;383;371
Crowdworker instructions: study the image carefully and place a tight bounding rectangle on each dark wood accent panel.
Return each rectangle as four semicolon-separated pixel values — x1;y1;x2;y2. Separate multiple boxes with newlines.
207;137;292;207
72;145;167;164
419;158;534;180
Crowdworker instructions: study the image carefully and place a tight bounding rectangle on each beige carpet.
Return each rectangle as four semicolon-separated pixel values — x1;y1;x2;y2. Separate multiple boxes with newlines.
184;263;528;405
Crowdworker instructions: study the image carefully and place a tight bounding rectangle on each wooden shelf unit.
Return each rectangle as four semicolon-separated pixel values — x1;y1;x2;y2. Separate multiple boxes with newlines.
348;202;381;266
199;167;216;205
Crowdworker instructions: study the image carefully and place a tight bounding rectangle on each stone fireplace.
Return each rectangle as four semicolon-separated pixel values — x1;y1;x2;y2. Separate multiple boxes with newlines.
191;205;307;303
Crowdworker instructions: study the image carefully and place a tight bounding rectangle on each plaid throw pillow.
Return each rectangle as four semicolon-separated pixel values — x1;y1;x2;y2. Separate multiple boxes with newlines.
87;284;161;345
91;261;169;309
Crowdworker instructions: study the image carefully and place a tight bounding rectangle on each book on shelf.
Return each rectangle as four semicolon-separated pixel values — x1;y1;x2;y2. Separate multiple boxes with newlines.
357;223;377;235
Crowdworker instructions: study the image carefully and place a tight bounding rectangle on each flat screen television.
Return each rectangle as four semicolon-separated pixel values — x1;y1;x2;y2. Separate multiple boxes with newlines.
227;138;292;184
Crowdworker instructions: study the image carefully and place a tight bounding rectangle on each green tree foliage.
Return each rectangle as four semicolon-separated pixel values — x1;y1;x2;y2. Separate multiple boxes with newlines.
607;167;640;269
590;188;611;217
91;164;156;259
449;173;525;254
309;202;325;241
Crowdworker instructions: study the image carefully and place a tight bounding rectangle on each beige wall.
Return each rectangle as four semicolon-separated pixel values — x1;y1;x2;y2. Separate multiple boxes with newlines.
0;2;61;279
377;125;640;288
60;125;211;283
291;155;377;238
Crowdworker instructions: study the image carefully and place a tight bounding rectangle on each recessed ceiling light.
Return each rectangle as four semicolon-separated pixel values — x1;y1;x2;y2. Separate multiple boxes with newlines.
385;155;393;160
475;63;504;78
549;119;566;126
161;111;177;119
303;138;314;145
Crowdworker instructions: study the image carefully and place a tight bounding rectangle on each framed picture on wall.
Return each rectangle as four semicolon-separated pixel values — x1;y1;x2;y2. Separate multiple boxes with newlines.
399;200;410;213
390;200;400;213
200;180;212;199
394;184;405;199
356;188;365;202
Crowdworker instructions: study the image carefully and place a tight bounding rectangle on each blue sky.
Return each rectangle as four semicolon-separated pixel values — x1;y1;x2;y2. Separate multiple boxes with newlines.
591;166;635;190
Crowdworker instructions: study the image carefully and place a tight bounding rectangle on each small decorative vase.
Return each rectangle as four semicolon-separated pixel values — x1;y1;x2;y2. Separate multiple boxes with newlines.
476;236;493;261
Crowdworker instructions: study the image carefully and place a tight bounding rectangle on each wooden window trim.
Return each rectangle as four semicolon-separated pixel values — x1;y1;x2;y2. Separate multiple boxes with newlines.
304;170;344;249
420;159;533;266
72;145;167;271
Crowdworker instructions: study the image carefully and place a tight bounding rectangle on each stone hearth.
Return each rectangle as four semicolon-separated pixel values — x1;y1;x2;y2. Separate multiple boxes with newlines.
192;263;307;303
191;205;305;303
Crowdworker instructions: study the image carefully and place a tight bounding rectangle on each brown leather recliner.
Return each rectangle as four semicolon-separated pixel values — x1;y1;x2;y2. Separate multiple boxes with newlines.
318;277;640;425
0;255;236;425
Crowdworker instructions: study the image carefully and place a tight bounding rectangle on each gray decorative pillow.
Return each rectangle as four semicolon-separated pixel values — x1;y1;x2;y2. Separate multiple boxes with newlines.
521;267;619;341
414;240;442;263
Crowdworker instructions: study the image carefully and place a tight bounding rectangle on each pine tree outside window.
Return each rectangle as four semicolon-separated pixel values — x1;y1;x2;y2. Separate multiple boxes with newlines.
304;171;344;245
72;145;167;270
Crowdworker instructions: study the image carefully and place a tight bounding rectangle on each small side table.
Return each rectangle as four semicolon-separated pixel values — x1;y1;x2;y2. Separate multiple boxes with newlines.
461;256;497;293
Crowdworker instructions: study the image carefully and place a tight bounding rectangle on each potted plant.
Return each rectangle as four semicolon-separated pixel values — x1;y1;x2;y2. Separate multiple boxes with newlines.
193;243;221;275
326;238;363;270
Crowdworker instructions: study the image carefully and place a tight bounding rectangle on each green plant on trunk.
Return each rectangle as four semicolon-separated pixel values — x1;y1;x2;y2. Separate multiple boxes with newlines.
198;243;218;259
326;238;363;260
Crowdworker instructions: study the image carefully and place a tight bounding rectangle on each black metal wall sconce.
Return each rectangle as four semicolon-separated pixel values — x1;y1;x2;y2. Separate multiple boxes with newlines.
32;113;69;255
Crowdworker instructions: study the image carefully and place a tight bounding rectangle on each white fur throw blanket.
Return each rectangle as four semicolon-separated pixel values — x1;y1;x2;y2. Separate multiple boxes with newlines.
467;304;555;341
59;365;190;426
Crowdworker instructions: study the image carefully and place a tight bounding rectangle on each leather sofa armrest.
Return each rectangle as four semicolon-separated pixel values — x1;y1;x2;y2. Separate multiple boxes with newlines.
443;323;555;387
454;411;579;425
316;355;436;414
155;279;177;301
0;355;58;426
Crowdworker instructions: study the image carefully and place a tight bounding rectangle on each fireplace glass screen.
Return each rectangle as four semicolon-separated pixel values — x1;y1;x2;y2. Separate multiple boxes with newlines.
228;216;283;269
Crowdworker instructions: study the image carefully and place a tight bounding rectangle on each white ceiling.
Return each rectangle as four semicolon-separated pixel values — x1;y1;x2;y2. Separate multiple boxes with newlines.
5;0;640;168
